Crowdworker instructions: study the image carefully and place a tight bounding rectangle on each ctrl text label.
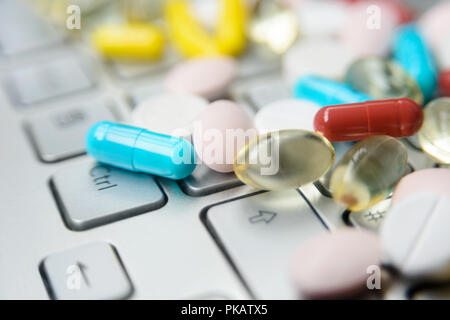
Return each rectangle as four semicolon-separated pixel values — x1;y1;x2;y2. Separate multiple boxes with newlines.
181;304;268;318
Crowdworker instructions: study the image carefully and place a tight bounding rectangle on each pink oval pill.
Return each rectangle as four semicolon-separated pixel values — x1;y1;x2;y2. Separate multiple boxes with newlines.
392;168;450;204
192;100;257;173
164;56;237;101
291;228;381;299
419;0;450;52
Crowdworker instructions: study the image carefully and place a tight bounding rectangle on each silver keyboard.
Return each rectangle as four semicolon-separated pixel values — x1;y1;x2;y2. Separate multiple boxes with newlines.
0;0;447;300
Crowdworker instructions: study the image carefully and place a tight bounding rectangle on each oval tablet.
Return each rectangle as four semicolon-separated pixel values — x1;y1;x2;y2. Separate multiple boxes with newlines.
164;57;237;101
381;192;450;278
345;57;424;105
233;130;335;190
254;98;320;134
417;98;450;164
131;93;208;138
193;100;257;173
330;136;408;211
282;38;357;86
392;168;450;203
291;228;382;299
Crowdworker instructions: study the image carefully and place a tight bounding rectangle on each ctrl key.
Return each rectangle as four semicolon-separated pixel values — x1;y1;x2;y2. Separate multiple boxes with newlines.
50;162;167;231
40;242;133;300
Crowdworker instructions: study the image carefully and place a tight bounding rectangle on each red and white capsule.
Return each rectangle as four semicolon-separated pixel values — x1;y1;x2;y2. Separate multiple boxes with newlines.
314;98;423;142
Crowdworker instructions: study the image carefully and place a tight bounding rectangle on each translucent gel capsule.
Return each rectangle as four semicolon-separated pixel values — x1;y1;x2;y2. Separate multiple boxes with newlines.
330;136;408;211
417;98;450;164
92;23;164;61
345;57;424;106
234;130;335;191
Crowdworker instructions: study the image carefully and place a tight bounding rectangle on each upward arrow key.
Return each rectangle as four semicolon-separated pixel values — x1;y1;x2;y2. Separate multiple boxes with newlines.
249;210;277;224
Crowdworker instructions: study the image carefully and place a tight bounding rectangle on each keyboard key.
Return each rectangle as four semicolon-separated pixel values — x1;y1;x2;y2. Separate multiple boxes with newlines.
5;56;94;107
237;46;280;78
0;0;63;56
230;75;290;110
51;162;166;230
41;242;133;300
349;199;391;232
25;101;116;162
178;164;243;196
127;80;165;106
205;190;327;299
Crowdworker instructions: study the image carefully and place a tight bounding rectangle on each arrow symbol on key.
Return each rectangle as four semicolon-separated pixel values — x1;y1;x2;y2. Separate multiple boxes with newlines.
249;210;277;224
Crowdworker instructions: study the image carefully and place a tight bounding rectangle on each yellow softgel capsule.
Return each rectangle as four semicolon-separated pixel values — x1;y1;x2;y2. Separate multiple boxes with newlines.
165;0;221;57
418;98;450;164
216;0;248;56
92;23;164;61
330;136;408;211
233;130;335;191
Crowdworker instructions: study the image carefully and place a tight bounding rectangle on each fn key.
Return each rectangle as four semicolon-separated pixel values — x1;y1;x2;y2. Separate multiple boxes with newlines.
51;162;167;231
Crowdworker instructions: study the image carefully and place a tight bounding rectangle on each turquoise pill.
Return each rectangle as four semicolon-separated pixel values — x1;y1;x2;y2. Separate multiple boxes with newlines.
392;24;437;102
86;121;196;179
293;75;373;107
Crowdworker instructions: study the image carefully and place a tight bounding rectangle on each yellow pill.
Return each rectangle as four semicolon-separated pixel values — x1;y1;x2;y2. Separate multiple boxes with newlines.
418;98;450;164
330;136;408;211
234;130;335;190
216;0;248;56
165;0;221;57
92;23;164;61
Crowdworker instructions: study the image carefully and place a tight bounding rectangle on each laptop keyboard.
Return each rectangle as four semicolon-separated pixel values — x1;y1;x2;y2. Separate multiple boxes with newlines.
0;0;447;300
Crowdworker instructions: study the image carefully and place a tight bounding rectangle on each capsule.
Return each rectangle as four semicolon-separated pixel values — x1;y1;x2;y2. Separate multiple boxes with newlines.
392;24;438;102
330;136;408;211
233;130;335;190
91;23;164;60
294;75;372;107
314;98;423;142
86;121;196;180
438;70;450;96
417;98;450;164
345;57;424;105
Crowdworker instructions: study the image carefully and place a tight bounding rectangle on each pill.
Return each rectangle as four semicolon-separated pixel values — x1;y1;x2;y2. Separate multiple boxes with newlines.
439;70;450;96
417;98;450;164
391;168;450;204
330;135;408;211
233;130;335;190
291;228;382;299
282;38;357;86
294;75;373;107
86;121;196;179
381;193;450;278
345;57;424;105
216;0;248;56
164;57;237;101
340;0;398;57
392;24;438;102
294;0;350;38
131;93;208;138
165;0;221;57
91;23;164;60
314;98;423;142
254;99;320;134
418;0;450;52
249;0;298;54
192;100;257;173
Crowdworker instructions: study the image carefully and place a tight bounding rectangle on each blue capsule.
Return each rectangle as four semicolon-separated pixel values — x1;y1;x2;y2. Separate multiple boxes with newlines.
293;75;373;107
86;121;196;180
392;24;437;102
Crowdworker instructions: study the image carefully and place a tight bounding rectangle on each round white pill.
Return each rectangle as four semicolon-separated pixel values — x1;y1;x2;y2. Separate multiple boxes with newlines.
253;98;320;134
131;93;208;138
381;192;450;278
282;38;357;86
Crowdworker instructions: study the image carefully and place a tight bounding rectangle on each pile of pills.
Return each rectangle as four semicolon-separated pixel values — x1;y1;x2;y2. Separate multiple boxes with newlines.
82;0;450;299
